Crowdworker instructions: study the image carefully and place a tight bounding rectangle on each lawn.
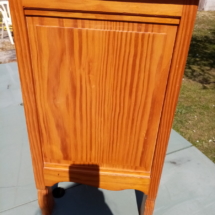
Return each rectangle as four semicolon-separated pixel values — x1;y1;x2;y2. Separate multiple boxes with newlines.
173;11;215;162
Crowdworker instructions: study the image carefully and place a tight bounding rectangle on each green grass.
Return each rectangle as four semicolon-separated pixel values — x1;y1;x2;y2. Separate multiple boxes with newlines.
173;11;215;162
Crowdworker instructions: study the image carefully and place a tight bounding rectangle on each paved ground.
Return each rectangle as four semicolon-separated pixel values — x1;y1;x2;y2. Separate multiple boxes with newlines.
0;31;16;64
0;63;215;215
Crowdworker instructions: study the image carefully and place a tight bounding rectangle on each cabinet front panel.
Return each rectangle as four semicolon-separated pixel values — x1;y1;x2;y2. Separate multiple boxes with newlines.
27;17;177;171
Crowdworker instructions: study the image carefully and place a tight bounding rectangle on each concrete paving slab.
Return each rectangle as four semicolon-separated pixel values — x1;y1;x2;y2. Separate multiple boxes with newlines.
0;104;37;212
0;105;25;127
167;129;192;154
0;201;40;215
0;118;37;212
0;63;22;108
2;144;215;215
155;147;215;215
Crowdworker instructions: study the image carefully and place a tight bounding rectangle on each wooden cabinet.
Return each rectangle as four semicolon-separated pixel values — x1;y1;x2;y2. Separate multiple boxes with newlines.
9;0;199;214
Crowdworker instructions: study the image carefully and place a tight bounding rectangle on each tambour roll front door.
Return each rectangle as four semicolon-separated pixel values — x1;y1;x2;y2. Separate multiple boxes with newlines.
27;17;177;173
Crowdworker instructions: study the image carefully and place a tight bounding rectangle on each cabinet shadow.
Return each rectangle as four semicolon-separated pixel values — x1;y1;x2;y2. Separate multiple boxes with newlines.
51;164;114;215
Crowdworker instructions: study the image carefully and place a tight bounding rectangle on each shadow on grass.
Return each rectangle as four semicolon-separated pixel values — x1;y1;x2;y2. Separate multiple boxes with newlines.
185;30;215;87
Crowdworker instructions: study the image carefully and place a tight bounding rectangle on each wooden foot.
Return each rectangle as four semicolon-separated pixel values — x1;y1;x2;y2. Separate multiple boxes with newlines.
140;197;155;215
38;187;54;215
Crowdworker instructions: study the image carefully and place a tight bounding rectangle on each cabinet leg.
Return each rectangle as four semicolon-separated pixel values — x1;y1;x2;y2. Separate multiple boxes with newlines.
38;187;54;215
140;197;155;215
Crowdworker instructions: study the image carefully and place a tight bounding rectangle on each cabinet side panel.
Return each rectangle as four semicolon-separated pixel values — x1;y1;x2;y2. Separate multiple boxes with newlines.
146;0;199;204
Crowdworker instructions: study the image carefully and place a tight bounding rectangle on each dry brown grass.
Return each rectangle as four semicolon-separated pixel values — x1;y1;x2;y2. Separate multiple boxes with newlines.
0;40;15;51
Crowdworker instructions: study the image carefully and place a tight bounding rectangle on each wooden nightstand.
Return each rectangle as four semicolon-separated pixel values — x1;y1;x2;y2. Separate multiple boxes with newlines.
9;0;199;214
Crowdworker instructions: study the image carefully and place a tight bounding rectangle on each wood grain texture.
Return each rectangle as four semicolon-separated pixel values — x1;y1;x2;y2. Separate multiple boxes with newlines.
24;10;180;25
43;165;150;193
142;198;155;215
22;0;183;17
26;17;177;173
38;187;54;215
44;163;150;176
8;0;45;190
142;0;199;214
